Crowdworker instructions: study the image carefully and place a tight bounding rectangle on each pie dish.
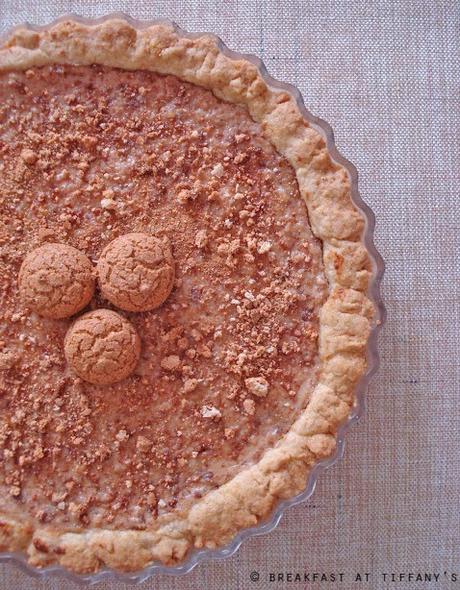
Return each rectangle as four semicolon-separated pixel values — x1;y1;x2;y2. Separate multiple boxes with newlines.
0;15;382;578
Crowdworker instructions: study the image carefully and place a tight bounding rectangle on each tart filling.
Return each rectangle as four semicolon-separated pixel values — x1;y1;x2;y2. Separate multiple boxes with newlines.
0;64;327;529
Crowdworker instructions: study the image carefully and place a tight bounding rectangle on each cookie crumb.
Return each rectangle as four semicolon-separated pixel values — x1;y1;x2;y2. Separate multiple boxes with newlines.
0;351;17;370
243;398;256;415
257;240;272;254
161;355;181;371
20;148;37;165
183;378;199;393
211;163;224;177
101;198;117;210
245;377;269;398
201;405;222;419
195;229;208;249
116;429;129;442
9;485;21;497
136;436;152;452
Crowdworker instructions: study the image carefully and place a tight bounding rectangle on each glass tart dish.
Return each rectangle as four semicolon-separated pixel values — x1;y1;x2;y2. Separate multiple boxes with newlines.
0;14;384;583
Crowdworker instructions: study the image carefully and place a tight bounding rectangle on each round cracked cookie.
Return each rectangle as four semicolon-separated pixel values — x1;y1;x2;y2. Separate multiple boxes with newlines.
0;20;375;574
64;309;141;385
18;243;95;319
97;233;175;312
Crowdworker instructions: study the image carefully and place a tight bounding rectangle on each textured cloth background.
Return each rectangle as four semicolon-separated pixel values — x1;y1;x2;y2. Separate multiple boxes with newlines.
0;1;459;589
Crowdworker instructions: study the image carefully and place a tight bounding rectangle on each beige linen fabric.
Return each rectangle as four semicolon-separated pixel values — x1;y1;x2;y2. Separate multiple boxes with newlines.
0;1;458;588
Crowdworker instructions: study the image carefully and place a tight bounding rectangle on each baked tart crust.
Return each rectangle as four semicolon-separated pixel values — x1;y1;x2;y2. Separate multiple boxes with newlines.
0;18;375;573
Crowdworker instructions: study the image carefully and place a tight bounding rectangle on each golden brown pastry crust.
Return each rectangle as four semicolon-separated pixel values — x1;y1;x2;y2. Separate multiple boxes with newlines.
0;18;375;573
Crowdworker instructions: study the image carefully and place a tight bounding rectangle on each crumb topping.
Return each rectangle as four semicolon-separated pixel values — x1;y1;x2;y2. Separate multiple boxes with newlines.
97;233;175;312
0;65;327;530
245;376;269;398
18;243;95;319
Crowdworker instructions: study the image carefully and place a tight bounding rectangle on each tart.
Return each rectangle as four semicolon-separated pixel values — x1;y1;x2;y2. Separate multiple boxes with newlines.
0;18;376;574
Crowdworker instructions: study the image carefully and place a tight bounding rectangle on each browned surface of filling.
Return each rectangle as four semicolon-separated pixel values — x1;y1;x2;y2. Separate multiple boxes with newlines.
0;65;327;530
